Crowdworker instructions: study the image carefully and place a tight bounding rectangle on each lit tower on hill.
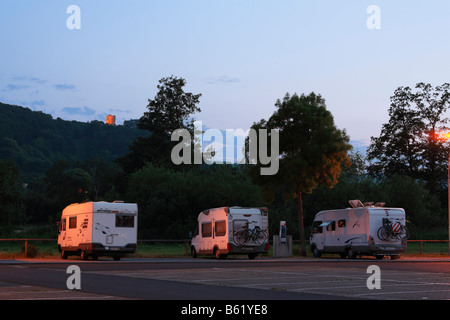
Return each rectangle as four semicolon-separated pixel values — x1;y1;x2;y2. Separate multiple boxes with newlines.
106;114;116;126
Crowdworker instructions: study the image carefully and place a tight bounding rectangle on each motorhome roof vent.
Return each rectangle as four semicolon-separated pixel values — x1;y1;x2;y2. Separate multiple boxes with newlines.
349;200;364;208
349;200;386;208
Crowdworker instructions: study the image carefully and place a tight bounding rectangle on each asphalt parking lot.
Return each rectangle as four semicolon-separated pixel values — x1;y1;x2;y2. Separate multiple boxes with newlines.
87;258;450;300
1;257;450;300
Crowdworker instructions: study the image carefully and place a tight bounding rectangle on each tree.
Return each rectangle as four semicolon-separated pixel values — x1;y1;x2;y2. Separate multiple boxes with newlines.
249;92;352;256
79;156;125;201
367;83;450;193
119;76;202;173
367;86;424;179
0;160;25;232
44;160;94;208
127;164;263;238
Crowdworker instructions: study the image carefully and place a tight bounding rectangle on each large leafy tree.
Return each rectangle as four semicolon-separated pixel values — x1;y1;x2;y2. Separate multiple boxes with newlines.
119;76;202;173
249;92;352;256
367;83;450;193
44;160;94;208
0;160;25;231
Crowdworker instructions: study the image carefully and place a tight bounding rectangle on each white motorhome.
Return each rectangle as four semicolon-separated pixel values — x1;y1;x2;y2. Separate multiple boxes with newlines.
57;201;138;261
191;207;269;259
309;200;408;260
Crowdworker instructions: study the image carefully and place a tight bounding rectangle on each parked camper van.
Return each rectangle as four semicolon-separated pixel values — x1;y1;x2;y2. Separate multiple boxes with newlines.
57;201;138;261
191;207;269;259
310;200;408;260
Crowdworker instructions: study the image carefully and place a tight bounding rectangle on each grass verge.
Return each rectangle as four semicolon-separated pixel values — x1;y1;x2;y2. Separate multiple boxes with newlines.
0;241;448;259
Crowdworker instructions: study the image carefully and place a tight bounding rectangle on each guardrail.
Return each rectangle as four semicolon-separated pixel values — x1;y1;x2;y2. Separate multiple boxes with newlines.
407;240;450;255
0;239;449;257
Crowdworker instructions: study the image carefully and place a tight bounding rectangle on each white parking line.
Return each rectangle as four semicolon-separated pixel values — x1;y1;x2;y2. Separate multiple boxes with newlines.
355;289;450;297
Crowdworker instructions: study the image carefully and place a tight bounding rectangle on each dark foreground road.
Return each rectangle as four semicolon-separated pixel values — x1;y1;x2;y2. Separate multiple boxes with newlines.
0;257;449;302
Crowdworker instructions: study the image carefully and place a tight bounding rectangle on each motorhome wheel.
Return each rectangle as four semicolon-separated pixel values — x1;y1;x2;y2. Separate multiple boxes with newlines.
80;251;89;261
312;246;321;258
191;247;197;258
347;248;357;259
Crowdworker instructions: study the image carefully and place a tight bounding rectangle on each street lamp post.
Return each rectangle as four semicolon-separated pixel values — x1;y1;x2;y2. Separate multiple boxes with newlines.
448;151;450;256
436;131;450;256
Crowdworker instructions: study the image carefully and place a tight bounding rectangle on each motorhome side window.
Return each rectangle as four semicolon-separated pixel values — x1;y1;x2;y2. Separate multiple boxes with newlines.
233;220;248;232
326;221;336;232
61;218;66;231
193;224;199;237
202;222;212;238
215;220;226;237
116;214;134;228
69;217;77;229
312;221;322;234
338;219;346;228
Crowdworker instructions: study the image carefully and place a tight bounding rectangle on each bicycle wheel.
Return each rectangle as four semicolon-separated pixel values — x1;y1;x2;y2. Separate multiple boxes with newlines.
234;230;248;245
399;226;410;241
255;230;267;245
377;226;390;241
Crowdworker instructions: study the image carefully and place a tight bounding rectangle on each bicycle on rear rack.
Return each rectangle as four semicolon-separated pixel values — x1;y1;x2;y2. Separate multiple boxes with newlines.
377;218;409;241
233;225;268;245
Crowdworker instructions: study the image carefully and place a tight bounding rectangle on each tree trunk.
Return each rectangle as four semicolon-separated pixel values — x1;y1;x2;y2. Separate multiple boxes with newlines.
297;183;306;257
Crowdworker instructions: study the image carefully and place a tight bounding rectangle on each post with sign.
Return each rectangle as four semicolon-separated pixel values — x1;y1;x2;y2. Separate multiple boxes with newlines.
280;221;287;244
273;221;292;257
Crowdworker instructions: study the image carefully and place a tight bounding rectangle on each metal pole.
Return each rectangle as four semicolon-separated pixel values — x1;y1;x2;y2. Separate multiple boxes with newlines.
448;151;450;256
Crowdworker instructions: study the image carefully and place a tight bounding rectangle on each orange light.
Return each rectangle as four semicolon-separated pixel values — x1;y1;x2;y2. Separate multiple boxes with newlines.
436;131;450;141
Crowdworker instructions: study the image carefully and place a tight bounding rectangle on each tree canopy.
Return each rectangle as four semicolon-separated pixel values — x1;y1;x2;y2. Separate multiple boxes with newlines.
367;83;450;193
0;102;146;182
118;76;202;173
249;92;352;255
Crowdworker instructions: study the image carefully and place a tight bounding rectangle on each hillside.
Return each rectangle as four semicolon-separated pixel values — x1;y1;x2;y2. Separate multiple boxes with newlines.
0;102;147;182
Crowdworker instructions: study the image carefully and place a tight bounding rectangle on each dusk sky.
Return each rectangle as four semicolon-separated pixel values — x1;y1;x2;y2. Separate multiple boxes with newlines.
1;1;450;149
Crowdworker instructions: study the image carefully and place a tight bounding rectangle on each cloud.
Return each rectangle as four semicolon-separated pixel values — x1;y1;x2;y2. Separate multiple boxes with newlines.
29;100;46;107
206;76;240;84
2;84;31;91
29;77;48;84
108;108;132;114
54;84;77;91
62;106;96;116
2;76;48;92
12;76;48;84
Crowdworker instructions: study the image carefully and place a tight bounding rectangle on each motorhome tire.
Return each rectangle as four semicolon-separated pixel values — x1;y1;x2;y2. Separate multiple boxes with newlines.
61;250;68;259
81;251;89;261
312;246;321;258
191;247;198;258
347;248;357;259
214;247;226;259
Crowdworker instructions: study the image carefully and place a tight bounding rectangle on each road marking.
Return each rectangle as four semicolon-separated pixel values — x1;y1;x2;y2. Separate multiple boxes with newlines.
354;289;450;296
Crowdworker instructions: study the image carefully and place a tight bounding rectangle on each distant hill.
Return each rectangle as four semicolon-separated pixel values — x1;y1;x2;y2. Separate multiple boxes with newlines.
0;102;147;182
